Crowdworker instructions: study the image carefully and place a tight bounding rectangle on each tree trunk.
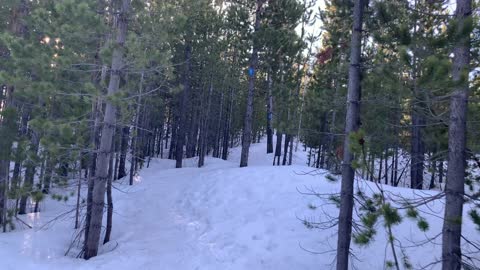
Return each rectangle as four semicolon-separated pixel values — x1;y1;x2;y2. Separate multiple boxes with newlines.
117;126;129;179
282;134;291;166
84;96;101;251
176;43;192;168
273;132;282;166
168;115;178;159
288;133;294;165
74;163;82;229
19;131;40;215
410;5;425;190
129;72;144;185
316;146;321;169
438;160;444;185
222;88;234;160
429;157;437;190
266;71;274;154
336;1;364;269
199;81;213;168
104;132;115;244
384;147;388;184
390;145;397;185
442;0;471;268
186;104;199;158
377;153;383;183
84;0;130;259
240;0;264;167
213;93;224;158
410;111;425;189
320;145;326;169
165;109;171;150
308;147;312;167
0;86;15;229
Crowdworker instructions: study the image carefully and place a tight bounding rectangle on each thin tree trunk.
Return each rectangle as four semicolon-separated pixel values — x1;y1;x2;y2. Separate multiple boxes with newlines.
282;134;290;166
336;1;364;269
213;93;224;158
19;131;40;215
266;71;274;154
222;88;234;160
410;111;425;189
240;0;264;167
113;151;119;181
75;154;82;229
390;145;397;185
199;81;213;168
438;160;444;185
104;131;115;244
384;147;388;184
165;109;171;150
288;133;294;165
0;87;14;229
0;159;9;231
186;103;199;158
129;72;144;185
11;109;29;193
84;0;130;259
84;96;101;252
442;0;471;268
377;153;383;183
320;145;326;169
273;132;282;166
117;126;129;179
176;43;192;168
429;157;437;190
308;147;312;167
168;115;177;160
316;146;321;169
410;2;425;190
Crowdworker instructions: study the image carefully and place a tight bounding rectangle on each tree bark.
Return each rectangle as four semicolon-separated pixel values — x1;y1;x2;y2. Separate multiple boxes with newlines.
175;43;192;168
429;157;437;190
0;86;15;229
410;2;425;190
438;160;444;185
198;81;213;168
266;71;274;154
410;110;425;189
19;131;40;215
442;0;471;268
336;0;364;269
384;147;388;184
117;125;129;179
240;0;264;167
213;93;224;158
377;153;383;183
282;134;291;166
273;132;282;166
104;131;115;244
84;0;130;259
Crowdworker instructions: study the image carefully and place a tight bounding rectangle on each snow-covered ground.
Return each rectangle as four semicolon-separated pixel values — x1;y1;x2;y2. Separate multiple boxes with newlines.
0;138;479;269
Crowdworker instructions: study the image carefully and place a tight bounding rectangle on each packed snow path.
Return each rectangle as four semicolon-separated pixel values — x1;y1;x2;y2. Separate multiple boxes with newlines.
0;140;478;269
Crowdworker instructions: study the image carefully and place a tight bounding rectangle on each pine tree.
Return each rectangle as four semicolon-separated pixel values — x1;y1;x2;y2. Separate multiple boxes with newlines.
336;0;365;269
84;0;131;259
442;0;472;268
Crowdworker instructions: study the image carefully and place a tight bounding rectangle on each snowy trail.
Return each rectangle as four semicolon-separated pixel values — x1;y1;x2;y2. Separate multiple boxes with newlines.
0;140;479;269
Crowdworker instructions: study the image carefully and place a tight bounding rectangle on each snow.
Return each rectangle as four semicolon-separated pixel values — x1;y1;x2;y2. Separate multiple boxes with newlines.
0;138;479;269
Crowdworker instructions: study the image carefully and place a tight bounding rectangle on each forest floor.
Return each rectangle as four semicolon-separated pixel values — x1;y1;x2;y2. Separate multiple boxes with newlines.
0;138;479;269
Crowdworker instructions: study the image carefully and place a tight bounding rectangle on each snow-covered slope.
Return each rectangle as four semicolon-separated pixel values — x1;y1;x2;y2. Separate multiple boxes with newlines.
0;139;478;269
